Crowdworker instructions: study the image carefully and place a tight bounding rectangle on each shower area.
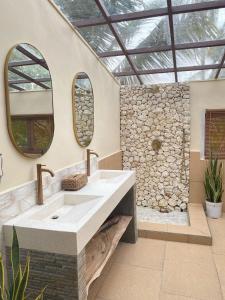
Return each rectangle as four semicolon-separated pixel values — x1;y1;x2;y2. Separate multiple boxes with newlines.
120;83;190;226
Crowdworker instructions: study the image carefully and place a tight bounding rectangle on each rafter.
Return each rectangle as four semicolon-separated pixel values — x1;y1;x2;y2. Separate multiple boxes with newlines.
73;0;225;28
16;45;48;70
9;78;51;85
9;67;50;89
167;0;177;82
9;83;24;91
98;40;225;57
113;64;220;77
9;59;45;68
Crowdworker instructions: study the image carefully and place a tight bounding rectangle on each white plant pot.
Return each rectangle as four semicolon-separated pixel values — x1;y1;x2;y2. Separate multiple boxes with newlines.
205;200;223;219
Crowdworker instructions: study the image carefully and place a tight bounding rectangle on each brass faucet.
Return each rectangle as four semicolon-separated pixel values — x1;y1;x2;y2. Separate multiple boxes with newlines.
37;164;55;205
86;149;99;176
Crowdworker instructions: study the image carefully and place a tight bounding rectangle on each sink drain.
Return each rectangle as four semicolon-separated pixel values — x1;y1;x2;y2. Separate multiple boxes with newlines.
51;215;59;220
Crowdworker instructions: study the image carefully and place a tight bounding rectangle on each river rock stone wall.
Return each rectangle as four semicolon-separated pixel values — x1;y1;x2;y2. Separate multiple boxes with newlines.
73;87;94;147
120;84;190;212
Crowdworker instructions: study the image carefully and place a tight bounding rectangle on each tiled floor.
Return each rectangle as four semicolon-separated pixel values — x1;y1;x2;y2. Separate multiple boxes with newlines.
88;214;225;300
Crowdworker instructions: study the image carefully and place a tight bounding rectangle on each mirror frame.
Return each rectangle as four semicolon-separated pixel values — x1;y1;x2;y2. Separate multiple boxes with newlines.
72;72;94;148
4;43;55;158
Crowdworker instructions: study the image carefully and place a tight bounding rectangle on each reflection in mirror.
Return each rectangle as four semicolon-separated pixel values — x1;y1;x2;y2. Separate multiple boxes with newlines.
5;43;54;158
73;72;94;147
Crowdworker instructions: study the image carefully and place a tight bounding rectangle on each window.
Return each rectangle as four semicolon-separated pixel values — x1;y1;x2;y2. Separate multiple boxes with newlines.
11;115;54;155
205;109;225;159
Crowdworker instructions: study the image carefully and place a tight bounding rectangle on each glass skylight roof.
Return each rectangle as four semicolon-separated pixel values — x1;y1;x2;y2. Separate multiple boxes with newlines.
103;0;167;15
8;44;51;92
115;16;171;49
53;0;225;85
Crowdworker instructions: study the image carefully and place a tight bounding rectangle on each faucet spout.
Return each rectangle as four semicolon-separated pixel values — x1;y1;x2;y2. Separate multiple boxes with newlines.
86;149;99;176
42;168;55;177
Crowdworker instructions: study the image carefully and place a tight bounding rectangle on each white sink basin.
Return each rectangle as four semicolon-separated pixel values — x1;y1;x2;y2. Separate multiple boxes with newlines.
31;194;102;224
4;169;135;255
88;170;126;184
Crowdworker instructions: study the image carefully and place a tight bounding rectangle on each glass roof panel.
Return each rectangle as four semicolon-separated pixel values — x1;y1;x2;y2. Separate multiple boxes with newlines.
176;46;224;67
140;73;175;84
118;76;140;85
102;0;167;15
53;0;102;21
14;65;51;80
172;0;219;6
21;44;43;59
174;8;225;44
178;69;216;81
8;71;23;81
219;68;225;78
115;16;171;49
101;56;133;73
9;49;29;62
13;83;45;91
78;25;121;53
131;51;173;70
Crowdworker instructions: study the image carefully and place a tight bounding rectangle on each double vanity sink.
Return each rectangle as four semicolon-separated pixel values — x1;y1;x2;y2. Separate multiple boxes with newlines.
4;169;136;255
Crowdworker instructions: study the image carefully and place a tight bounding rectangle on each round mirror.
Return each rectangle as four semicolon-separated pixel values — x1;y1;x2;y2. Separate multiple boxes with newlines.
72;72;94;147
5;43;54;158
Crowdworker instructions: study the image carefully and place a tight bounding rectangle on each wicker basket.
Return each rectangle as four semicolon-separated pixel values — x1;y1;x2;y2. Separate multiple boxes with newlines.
62;174;88;191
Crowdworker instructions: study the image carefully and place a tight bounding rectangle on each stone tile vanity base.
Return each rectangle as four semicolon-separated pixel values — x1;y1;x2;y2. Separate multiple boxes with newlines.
138;203;212;245
6;247;86;300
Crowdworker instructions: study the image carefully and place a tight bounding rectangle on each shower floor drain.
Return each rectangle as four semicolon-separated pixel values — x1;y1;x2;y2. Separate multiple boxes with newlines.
137;206;189;226
51;215;59;220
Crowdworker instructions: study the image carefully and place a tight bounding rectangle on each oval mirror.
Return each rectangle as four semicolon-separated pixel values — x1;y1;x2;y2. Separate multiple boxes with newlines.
72;72;94;147
5;43;54;158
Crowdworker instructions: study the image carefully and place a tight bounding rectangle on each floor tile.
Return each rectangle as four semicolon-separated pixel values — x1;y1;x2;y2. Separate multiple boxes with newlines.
162;258;222;300
214;254;225;299
98;263;162;300
113;238;165;270
165;241;213;266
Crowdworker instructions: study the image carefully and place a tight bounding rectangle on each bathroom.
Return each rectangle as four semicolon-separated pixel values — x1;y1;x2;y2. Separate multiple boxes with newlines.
1;1;225;300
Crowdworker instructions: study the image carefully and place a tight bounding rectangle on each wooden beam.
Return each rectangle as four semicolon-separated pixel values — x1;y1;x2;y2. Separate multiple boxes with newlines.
113;63;220;77
73;0;225;28
9;59;45;68
9;78;51;85
98;39;225;57
9;83;24;91
16;45;48;70
9;67;50;89
167;0;178;82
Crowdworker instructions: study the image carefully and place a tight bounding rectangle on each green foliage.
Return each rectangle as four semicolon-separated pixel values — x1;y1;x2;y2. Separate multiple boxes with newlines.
0;226;45;300
204;155;224;203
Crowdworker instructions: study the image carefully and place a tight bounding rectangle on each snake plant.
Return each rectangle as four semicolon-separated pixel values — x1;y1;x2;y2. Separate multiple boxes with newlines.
204;156;224;203
0;226;45;300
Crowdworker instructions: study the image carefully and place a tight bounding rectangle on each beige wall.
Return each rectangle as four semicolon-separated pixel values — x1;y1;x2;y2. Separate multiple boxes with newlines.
10;90;53;115
190;79;225;152
189;80;225;209
0;0;120;192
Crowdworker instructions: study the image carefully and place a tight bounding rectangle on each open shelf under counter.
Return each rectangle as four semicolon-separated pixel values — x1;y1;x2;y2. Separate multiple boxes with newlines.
85;215;132;293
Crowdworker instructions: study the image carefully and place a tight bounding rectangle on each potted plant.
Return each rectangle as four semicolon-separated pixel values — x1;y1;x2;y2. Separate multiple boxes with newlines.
0;226;45;300
204;156;224;218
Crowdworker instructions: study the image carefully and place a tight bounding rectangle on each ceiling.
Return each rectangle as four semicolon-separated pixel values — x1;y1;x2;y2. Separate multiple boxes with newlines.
53;0;225;85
